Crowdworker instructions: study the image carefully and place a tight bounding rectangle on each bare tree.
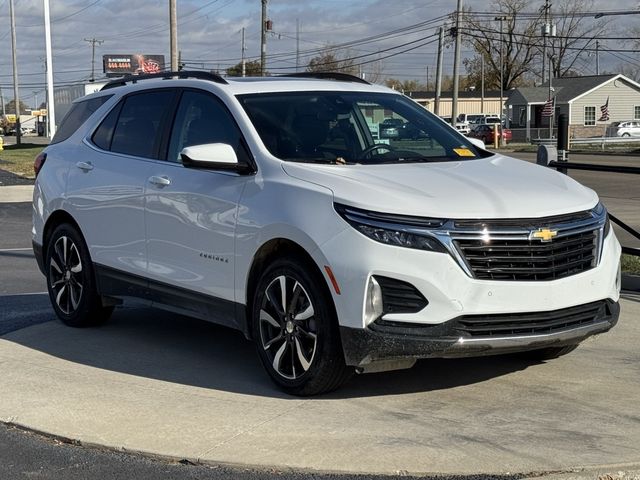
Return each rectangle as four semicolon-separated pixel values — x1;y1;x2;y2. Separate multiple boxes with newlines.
307;47;358;75
616;63;640;82
548;0;610;77
306;46;383;82
461;0;543;91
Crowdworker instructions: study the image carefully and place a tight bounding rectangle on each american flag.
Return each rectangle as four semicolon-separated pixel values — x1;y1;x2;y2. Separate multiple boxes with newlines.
599;96;610;122
541;97;554;117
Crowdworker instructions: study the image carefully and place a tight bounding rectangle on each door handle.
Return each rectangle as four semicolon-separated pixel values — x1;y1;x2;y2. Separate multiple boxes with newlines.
75;161;93;172
148;175;171;187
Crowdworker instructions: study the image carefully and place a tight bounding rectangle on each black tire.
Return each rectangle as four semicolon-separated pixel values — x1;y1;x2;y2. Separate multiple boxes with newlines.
622;133;631;138
519;344;579;361
45;223;113;327
251;257;352;396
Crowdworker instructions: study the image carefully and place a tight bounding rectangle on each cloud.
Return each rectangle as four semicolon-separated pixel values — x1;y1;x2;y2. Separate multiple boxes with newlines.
0;0;637;103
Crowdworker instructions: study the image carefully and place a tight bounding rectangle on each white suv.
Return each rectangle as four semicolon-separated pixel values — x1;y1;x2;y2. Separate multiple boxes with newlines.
32;72;621;395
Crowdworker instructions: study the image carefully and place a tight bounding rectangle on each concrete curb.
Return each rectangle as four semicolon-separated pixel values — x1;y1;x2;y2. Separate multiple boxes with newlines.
0;185;33;203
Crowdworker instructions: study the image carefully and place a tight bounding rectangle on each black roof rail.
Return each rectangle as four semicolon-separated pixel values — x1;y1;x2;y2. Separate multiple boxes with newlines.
100;70;228;91
277;72;370;85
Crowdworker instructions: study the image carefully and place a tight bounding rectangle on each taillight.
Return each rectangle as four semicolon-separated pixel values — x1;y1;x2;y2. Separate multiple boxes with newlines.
34;152;47;177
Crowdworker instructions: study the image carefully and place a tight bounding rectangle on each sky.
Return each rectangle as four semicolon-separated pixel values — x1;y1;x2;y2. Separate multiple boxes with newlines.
0;0;639;107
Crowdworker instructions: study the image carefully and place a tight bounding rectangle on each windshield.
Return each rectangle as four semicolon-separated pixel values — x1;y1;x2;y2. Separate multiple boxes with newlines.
238;91;490;165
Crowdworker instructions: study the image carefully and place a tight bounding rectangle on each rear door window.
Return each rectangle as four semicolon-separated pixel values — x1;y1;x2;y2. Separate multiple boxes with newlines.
110;90;175;159
51;95;113;144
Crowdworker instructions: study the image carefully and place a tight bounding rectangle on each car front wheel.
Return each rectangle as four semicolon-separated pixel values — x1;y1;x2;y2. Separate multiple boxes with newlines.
252;257;351;396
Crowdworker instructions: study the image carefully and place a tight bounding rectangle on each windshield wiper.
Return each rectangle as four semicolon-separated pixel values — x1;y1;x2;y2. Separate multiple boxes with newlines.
373;156;452;164
288;157;355;165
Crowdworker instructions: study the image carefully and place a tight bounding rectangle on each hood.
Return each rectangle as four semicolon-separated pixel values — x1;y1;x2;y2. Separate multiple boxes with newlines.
282;155;598;219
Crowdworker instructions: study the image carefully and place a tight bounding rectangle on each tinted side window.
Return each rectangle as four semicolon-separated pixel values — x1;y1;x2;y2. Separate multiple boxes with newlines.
167;90;249;163
92;102;122;151
50;95;113;145
110;90;174;159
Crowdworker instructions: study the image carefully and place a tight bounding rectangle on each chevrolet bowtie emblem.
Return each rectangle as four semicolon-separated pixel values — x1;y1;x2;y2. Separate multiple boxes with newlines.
531;228;558;242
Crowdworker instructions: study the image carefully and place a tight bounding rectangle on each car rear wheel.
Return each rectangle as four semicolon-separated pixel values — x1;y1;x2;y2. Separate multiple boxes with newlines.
252;257;351;396
622;133;631;137
46;224;113;327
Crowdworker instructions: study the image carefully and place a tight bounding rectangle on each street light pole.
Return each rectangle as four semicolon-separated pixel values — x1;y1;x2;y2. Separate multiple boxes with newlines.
44;0;56;137
451;0;462;129
9;0;21;145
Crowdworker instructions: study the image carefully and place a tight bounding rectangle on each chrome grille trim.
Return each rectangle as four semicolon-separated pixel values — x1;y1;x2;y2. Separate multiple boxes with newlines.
442;210;606;281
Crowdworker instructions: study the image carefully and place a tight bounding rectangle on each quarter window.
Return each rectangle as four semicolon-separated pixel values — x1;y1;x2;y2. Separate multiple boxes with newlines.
110;90;175;158
634;106;640;121
584;106;596;126
51;95;112;145
92;102;122;151
167;90;249;163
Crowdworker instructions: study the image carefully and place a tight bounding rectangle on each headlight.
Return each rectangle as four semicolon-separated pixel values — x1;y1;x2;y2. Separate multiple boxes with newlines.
594;201;610;238
335;203;448;253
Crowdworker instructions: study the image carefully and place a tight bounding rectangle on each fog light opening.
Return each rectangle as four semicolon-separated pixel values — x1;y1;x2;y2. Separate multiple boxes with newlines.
364;276;384;325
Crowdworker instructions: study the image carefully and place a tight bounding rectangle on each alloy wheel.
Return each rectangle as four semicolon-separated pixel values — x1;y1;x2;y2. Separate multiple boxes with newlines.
48;236;84;315
259;275;318;380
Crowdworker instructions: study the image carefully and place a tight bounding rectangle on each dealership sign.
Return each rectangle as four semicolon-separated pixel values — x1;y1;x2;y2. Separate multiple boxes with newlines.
103;54;165;76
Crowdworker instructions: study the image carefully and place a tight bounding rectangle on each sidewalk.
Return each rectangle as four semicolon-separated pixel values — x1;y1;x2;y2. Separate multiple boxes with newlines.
0;297;638;477
0;185;33;203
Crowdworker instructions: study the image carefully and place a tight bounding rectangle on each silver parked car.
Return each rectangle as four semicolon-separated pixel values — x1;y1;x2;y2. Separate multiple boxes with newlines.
607;121;640;137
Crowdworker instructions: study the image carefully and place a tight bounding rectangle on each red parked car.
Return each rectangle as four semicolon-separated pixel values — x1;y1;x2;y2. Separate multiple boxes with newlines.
469;124;512;144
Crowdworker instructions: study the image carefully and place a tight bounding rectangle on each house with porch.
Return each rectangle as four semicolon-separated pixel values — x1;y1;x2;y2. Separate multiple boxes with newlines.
506;74;640;141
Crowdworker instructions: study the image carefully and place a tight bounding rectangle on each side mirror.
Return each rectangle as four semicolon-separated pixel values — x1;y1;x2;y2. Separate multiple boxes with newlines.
467;137;485;150
180;143;241;170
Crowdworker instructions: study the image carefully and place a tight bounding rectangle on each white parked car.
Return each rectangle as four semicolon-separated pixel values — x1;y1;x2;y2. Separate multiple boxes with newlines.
607;121;640;137
32;71;621;395
440;116;471;135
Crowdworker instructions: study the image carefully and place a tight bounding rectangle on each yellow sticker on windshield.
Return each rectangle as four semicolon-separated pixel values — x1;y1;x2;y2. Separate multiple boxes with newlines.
453;148;476;157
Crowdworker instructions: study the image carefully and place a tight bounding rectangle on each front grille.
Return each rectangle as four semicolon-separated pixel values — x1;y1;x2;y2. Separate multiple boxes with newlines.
455;229;597;281
457;300;609;337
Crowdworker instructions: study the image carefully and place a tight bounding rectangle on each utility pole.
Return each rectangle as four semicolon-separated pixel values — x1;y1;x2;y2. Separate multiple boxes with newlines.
595;40;600;75
451;0;462;128
44;0;56;138
241;27;247;77
260;0;268;76
541;0;550;82
0;87;5;116
434;26;444;116
296;19;300;72
549;55;554;139
84;38;104;82
169;0;178;71
426;66;429;91
480;56;485;114
9;0;21;145
495;15;509;145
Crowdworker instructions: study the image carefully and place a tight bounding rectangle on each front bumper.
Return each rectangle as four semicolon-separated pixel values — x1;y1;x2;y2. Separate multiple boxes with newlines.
340;300;619;368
